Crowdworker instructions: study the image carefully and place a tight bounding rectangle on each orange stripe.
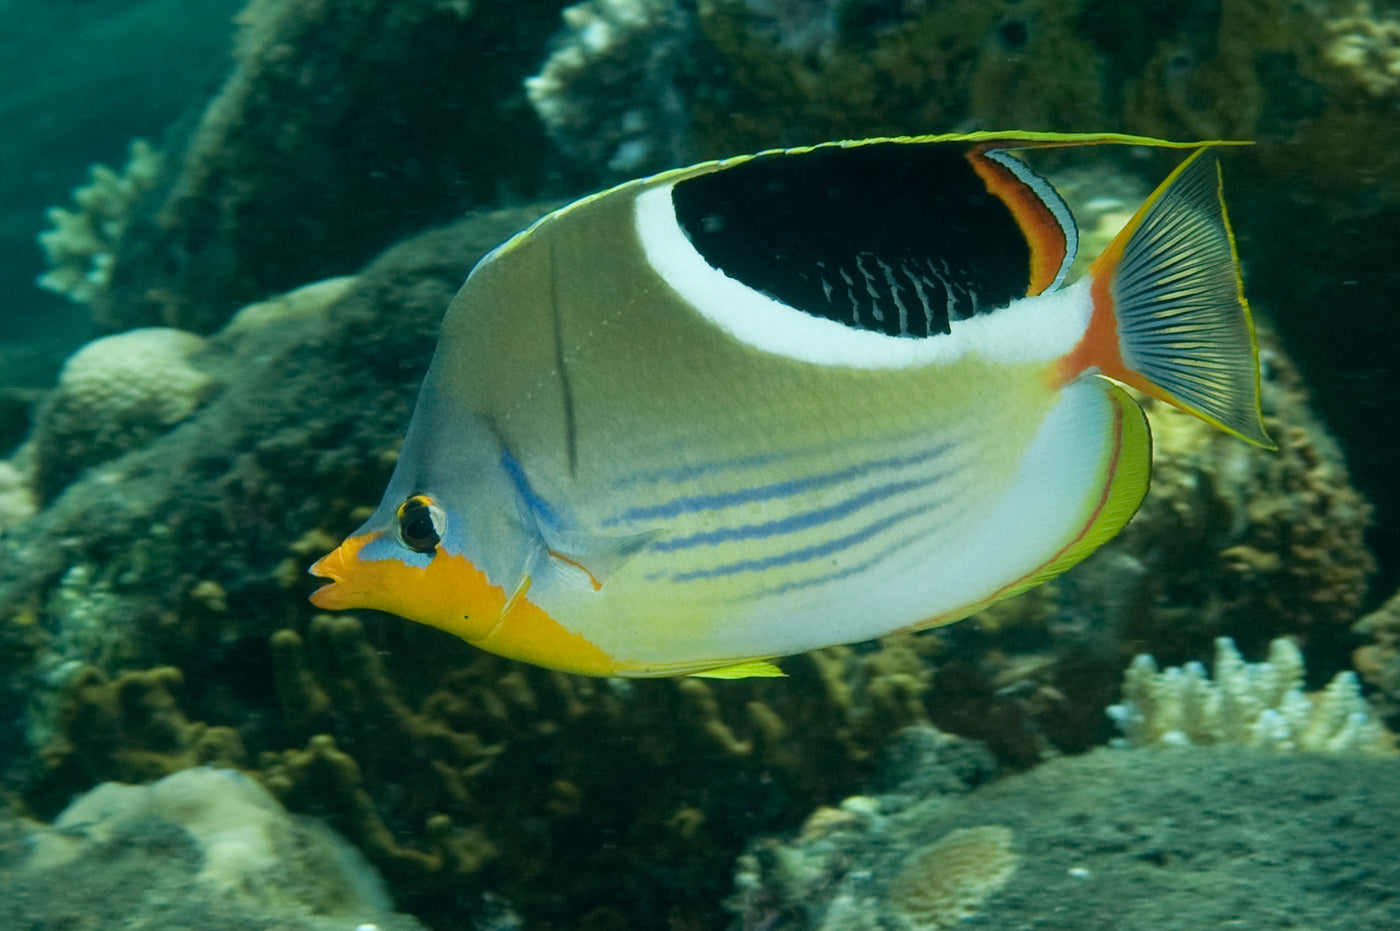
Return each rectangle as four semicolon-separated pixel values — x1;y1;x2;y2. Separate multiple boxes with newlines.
309;532;624;675
1052;246;1132;388
966;146;1067;296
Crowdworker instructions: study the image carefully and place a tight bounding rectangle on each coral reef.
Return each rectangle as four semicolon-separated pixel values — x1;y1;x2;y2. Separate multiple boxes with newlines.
1;767;426;930
528;0;1108;177
95;0;574;333
2;207;942;925
0;191;1382;928
29;327;215;501
727;726;1001;931
1;208;545;796
30;665;246;816
523;0;1400;193
1325;1;1400;99
1108;637;1395;756
0;460;35;534
525;0;695;174
1095;320;1373;653
1353;585;1400;725
249;613;947;923
521;0;1400;594
729;732;1400;930
35;138;162;306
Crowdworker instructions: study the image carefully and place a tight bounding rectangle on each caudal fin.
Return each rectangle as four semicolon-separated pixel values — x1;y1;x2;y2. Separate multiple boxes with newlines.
1086;148;1274;449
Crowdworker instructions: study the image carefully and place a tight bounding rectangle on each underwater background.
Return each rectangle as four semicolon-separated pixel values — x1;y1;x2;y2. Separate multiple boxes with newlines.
3;0;1400;928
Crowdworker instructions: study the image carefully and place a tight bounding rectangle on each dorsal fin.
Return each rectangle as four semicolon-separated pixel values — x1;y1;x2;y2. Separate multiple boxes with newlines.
670;140;1045;338
966;145;1077;294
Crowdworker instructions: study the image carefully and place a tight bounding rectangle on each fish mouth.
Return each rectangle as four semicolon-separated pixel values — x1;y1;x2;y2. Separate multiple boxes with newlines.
307;545;351;609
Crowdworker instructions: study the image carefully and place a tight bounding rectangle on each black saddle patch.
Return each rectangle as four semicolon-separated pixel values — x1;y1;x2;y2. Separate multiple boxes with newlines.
671;142;1036;338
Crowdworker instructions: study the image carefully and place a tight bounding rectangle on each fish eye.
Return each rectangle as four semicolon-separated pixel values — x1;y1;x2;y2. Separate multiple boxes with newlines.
396;494;445;554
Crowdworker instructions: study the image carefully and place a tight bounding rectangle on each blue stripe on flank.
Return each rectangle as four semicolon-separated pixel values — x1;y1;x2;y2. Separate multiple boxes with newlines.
746;493;981;599
667;495;949;583
500;449;563;528
650;470;953;552
605;444;952;526
745;529;917;598
611;450;788;488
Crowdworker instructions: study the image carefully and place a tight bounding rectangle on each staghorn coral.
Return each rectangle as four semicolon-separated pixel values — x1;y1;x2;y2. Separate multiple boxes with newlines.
30;327;216;502
1107;637;1395;756
35;139;163;306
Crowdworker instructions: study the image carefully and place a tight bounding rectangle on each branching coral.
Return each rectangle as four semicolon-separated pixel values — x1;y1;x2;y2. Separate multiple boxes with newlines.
1107;637;1395;756
252;612;948;923
36;139;163;306
31;665;245;817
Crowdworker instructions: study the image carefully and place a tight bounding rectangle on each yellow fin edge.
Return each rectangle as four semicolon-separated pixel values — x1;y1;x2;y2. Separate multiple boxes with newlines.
901;381;1152;634
689;659;786;679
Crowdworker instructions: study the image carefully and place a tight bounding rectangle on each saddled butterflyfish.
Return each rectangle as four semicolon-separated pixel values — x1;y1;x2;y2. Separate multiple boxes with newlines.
309;131;1273;679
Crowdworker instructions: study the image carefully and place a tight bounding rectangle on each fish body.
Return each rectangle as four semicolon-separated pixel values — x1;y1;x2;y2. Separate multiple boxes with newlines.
310;132;1271;678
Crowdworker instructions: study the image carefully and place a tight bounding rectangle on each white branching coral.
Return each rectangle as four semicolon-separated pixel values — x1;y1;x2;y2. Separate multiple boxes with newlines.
36;139;163;305
1108;637;1395;756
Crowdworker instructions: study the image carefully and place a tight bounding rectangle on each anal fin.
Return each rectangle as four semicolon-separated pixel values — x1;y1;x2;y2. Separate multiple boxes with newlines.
690;659;786;679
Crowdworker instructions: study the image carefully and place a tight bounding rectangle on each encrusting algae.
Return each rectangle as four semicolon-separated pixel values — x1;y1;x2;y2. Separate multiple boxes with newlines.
887;825;1019;931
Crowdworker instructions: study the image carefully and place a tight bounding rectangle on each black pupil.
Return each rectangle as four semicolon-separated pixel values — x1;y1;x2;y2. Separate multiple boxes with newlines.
401;505;439;552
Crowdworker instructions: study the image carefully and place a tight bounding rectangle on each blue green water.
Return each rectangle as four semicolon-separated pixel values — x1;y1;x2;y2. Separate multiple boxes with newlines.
0;0;240;349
